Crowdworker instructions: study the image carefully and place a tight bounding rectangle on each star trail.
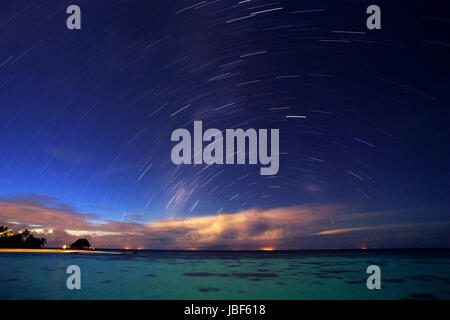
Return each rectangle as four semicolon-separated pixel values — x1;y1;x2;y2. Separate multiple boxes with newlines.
0;0;448;249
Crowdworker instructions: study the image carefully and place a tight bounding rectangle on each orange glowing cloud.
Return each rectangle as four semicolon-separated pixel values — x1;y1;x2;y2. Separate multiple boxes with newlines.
0;196;448;250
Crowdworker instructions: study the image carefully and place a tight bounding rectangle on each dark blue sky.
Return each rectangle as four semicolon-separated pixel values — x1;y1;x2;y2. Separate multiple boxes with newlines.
0;0;449;248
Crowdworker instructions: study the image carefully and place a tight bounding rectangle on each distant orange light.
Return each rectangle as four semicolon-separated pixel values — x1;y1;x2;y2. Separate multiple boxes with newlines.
261;247;275;251
187;247;197;251
124;246;131;250
361;246;367;250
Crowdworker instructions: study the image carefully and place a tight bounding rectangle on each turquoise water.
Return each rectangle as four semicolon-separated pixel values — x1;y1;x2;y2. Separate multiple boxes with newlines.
1;250;449;299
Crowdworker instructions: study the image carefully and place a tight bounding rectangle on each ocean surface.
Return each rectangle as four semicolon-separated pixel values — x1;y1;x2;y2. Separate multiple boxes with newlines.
1;249;449;300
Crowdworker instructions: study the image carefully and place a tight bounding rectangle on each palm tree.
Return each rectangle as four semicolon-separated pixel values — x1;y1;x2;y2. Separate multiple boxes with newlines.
0;226;46;248
0;226;13;237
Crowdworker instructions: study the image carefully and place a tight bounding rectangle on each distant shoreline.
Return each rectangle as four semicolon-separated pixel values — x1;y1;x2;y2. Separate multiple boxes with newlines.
1;248;448;254
0;248;123;254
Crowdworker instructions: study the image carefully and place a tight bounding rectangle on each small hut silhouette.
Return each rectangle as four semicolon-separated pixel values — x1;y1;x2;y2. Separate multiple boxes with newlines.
70;239;92;250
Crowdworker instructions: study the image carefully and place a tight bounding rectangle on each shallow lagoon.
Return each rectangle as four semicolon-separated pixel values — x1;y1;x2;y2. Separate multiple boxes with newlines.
1;249;449;299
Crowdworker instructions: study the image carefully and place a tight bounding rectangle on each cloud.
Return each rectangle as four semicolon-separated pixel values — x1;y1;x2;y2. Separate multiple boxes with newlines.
0;196;448;249
315;222;445;235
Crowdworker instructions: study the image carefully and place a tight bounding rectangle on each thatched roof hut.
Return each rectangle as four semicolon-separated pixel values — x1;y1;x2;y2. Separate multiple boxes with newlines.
70;239;92;250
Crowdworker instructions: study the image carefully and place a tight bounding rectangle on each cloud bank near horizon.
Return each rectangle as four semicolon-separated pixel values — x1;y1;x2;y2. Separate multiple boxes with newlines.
0;196;448;250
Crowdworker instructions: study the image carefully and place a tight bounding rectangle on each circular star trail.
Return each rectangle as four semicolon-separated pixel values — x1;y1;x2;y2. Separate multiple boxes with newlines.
0;0;448;225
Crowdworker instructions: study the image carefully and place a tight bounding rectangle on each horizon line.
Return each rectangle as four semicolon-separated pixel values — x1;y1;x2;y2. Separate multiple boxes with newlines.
44;247;450;252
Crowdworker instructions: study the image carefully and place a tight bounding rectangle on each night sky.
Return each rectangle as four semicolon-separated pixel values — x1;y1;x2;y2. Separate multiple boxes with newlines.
0;0;449;249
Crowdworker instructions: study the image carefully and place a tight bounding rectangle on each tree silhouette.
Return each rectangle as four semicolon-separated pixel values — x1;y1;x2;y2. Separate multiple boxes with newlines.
0;225;13;237
0;226;47;249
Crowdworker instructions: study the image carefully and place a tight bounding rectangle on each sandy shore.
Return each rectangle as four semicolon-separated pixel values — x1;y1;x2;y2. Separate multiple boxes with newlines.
0;248;123;254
